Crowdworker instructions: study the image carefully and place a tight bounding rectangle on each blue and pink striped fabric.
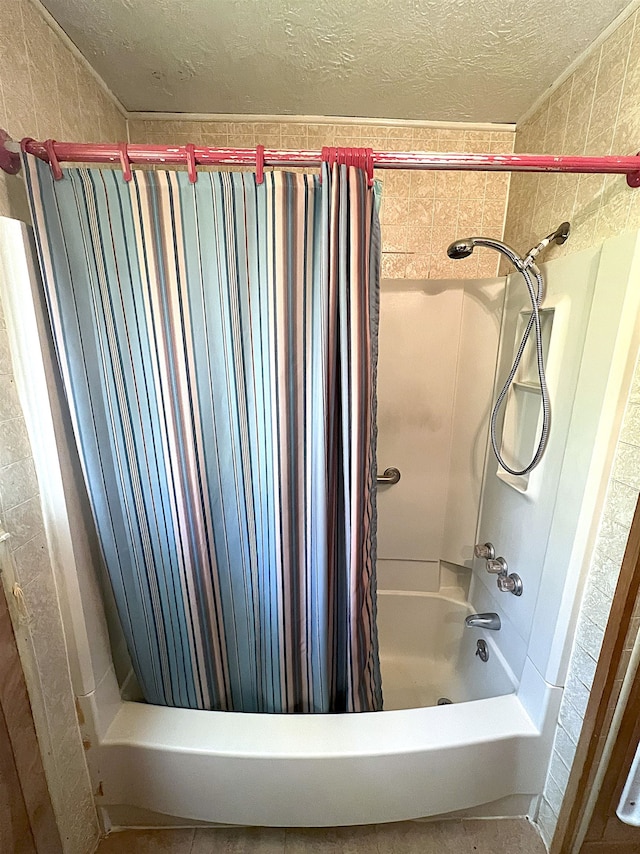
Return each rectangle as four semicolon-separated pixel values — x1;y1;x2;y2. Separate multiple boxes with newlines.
23;154;382;713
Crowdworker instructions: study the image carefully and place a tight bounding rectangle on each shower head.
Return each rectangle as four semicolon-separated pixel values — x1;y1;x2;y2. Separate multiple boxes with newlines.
447;239;476;259
447;235;521;268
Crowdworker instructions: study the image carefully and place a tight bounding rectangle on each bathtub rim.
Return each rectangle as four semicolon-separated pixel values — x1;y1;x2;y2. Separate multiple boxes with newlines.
84;665;561;827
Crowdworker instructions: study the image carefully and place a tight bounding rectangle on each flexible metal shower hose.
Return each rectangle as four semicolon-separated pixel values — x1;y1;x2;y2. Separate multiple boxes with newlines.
489;261;550;476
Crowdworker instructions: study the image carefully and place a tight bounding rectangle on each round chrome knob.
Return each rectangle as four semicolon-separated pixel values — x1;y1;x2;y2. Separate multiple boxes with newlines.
486;557;508;575
474;542;495;560
497;573;523;596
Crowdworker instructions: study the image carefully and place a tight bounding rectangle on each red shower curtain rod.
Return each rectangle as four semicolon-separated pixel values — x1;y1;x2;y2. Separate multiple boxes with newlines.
2;134;640;187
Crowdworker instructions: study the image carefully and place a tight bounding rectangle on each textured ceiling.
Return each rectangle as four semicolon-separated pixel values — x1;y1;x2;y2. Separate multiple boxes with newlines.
40;0;631;122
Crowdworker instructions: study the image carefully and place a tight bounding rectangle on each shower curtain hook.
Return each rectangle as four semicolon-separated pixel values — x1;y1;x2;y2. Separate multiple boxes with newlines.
186;143;197;183
256;144;264;184
365;148;374;187
118;142;132;182
44;139;63;180
320;146;326;182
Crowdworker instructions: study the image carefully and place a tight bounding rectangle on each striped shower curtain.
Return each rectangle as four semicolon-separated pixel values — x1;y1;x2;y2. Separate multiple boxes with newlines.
23;154;383;714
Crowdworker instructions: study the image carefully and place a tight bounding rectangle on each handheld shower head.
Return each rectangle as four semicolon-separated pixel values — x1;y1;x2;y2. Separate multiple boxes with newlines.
447;239;476;259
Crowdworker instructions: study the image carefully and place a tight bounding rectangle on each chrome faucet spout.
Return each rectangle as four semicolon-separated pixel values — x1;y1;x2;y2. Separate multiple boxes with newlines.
465;612;501;631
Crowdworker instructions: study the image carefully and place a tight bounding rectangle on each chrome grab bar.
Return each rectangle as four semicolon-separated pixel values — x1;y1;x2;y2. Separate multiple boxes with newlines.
377;467;401;485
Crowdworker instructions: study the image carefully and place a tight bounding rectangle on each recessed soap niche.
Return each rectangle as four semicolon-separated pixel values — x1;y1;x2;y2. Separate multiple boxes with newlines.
498;307;555;492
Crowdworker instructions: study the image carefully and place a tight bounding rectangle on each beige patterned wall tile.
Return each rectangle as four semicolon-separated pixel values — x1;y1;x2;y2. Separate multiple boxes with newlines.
504;7;640;260
128;117;513;279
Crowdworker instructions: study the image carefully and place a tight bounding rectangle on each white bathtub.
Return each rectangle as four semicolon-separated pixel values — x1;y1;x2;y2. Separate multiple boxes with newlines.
88;588;562;827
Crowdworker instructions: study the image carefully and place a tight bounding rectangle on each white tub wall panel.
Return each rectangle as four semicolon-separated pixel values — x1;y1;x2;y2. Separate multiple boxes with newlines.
376;559;470;598
377;280;463;561
450;622;518;703
377;592;470;709
531;230;640;686
439;560;472;598
517;658;563;734
376;558;441;592
95;696;545;827
472;247;602;679
468;572;528;683
441;277;506;568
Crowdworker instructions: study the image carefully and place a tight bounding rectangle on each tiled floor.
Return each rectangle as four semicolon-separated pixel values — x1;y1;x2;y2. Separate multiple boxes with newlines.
96;819;547;852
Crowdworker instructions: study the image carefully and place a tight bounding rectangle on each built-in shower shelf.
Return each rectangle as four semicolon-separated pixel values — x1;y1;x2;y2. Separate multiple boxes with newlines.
512;380;542;393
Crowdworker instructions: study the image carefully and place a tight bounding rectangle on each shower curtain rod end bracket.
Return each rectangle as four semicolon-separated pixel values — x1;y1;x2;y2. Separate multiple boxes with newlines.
626;153;640;188
0;129;21;175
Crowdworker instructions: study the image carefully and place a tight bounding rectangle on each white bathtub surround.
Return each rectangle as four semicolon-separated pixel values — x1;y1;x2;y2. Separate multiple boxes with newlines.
471;232;640;844
377;276;504;570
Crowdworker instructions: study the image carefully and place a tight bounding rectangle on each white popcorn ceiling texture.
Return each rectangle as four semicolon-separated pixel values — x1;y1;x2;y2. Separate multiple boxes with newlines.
40;0;631;121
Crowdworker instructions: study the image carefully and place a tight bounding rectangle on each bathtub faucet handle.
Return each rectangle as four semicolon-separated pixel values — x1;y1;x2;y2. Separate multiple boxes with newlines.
486;556;508;575
474;542;495;560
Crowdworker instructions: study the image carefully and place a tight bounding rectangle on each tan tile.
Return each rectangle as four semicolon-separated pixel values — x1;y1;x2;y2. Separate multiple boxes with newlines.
376;820;462;853
409;171;435;199
411;129;438;148
589;86;623;145
0;418;32;467
490;131;516;154
434;171;461;199
405;198;434;229
405;254;431;279
0;457;39;513
379;197;409;227
12;532;52;588
476;249;500;279
386;127;414;143
405;226;431;254
381;225;407;253
4;496;45;551
456;205;483;238
458;170;486;200
380;170;411;197
97;829;195;853
285;825;378;853
281;135;309;150
429;254;458;280
194;827;284;852
460;818;546;853
433;198;460;230
380;254;408;279
463;131;491;151
482;196;508;232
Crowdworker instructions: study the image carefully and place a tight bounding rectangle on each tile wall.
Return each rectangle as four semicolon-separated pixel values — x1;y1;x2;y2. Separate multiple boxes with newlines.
537;360;640;846
502;6;640;847
128;119;514;280
0;0;127;851
503;8;640;262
